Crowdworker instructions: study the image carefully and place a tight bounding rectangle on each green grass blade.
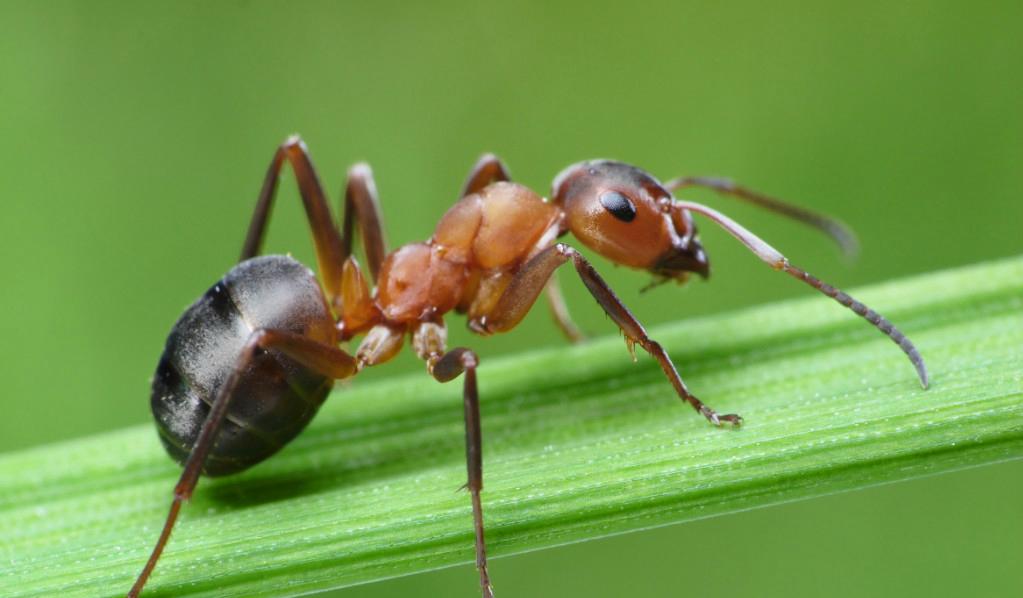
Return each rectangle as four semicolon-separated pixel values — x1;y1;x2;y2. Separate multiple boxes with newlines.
1;256;1021;598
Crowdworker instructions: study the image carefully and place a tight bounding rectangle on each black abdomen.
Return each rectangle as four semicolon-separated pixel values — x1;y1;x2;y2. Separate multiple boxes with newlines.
151;255;337;476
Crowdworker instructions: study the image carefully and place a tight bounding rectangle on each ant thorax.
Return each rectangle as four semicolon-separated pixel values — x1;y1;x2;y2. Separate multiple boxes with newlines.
373;181;560;327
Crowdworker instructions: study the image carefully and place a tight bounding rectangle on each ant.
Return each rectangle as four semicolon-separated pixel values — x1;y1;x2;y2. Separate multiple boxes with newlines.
130;136;929;598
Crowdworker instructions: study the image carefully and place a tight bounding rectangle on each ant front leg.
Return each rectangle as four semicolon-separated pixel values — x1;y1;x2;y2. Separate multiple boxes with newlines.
476;244;741;427
413;321;494;598
128;330;358;598
460;154;585;343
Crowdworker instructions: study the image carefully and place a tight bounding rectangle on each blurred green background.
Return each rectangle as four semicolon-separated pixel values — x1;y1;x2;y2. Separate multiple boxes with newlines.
1;1;1020;596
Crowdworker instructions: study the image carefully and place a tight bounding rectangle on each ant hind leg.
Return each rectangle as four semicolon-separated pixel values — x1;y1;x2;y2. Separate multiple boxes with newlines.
340;163;388;282
239;137;392;307
128;330;358;597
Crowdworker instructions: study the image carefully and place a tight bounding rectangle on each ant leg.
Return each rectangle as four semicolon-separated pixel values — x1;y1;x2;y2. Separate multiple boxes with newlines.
240;136;346;303
438;348;493;598
664;175;859;256
413;322;494;598
461;153;511;197
341;163;388;282
128;330;358;598
337;257;382;337
544;276;585;343
240;138;390;306
460;154;586;343
475;245;740;427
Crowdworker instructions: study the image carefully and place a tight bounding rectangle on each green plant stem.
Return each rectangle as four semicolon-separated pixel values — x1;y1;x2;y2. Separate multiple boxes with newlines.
2;256;1021;598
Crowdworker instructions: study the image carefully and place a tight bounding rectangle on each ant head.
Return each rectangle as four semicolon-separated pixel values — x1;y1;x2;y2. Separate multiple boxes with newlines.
551;160;709;282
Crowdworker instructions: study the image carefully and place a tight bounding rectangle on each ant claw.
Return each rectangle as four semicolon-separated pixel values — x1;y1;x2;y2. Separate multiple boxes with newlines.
700;405;743;427
719;413;743;427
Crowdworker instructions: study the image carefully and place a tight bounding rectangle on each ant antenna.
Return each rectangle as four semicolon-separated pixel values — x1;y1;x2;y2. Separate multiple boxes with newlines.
665;177;860;258
674;200;928;389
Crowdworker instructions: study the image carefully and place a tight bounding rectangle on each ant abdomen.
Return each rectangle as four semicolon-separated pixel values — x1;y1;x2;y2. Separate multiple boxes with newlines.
151;255;336;476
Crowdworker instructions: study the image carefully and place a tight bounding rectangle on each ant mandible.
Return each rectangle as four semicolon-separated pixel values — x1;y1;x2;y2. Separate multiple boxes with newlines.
129;136;929;598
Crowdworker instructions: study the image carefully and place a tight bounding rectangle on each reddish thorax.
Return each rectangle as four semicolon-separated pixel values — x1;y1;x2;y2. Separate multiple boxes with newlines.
338;181;560;354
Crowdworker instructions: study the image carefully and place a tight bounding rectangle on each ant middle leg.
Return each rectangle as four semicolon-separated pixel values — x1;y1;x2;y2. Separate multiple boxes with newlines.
473;244;741;427
413;321;494;598
461;153;511;197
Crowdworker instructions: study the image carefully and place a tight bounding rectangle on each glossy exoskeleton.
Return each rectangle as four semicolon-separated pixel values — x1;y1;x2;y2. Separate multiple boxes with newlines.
129;137;928;598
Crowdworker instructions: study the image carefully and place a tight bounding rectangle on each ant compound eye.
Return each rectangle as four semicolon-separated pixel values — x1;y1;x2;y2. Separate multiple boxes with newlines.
599;191;637;222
